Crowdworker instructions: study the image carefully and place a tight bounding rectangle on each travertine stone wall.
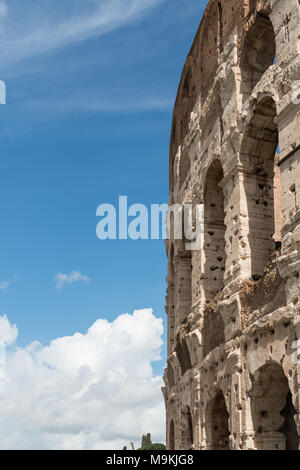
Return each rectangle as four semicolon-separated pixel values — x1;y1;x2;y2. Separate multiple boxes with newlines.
163;0;300;450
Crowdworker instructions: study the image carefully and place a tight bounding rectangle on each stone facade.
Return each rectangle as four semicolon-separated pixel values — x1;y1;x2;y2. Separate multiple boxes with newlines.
163;0;300;450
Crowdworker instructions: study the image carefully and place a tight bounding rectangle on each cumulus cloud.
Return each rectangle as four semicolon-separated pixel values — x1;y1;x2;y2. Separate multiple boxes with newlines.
0;315;18;346
0;309;165;449
55;271;91;290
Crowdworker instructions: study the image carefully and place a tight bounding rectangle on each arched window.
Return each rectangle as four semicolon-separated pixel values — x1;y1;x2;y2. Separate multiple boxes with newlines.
205;391;230;450
203;160;226;302
167;245;176;354
179;147;190;188
180;406;193;450
174;243;192;329
169;420;175;450
240;96;282;280
180;69;192;142
176;335;192;376
167;361;175;389
240;13;276;101
251;362;299;450
169;214;192;333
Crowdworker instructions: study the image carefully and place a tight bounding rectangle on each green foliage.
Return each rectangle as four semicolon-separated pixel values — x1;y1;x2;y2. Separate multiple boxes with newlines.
138;443;166;451
123;433;166;451
141;433;152;447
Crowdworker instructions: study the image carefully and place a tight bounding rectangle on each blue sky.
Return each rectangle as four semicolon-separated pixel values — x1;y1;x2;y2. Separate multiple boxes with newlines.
0;0;209;381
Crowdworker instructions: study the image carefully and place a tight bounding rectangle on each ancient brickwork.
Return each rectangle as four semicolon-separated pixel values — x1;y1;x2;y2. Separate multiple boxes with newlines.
163;0;300;450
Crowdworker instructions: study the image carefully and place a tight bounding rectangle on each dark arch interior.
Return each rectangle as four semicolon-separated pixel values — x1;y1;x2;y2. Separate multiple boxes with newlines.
240;13;276;101
167;362;175;389
203;160;226;302
180;69;193;142
251;362;299;450
176;336;192;376
169;420;175;450
205;391;230;450
173;242;192;329
181;406;193;450
179;147;190;188
167;245;175;354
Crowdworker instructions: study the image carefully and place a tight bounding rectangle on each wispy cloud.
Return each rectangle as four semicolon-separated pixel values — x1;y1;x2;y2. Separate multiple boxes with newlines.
0;276;17;291
0;0;165;67
55;271;91;290
0;280;10;291
0;2;7;20
19;95;173;117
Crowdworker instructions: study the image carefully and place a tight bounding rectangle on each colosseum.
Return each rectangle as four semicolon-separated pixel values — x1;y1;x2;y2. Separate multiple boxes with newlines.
163;0;300;451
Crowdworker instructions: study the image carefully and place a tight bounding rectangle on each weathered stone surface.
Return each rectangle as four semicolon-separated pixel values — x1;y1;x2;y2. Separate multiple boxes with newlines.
164;0;300;450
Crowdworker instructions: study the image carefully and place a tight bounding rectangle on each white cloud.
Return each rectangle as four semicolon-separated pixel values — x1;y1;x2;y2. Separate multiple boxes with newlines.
0;309;165;449
55;271;91;290
0;0;165;66
0;315;18;346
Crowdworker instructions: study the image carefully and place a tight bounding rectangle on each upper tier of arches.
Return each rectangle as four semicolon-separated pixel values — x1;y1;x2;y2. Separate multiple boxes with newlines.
170;0;277;192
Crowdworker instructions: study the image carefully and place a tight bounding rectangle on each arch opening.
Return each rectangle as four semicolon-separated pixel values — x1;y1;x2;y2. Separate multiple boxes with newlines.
251;362;299;450
179;147;190;188
167;245;176;354
180;406;193;450
167;361;175;389
174;248;192;328
203;160;226;302
180;69;193;142
205;391;230;450
240;13;276;101
241;96;283;280
169;420;175;450
172;210;192;328
176;335;192;376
